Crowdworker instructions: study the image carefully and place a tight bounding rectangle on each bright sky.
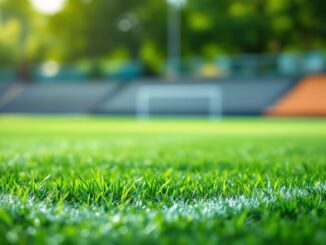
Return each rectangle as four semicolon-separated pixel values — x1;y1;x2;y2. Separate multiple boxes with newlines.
30;0;66;15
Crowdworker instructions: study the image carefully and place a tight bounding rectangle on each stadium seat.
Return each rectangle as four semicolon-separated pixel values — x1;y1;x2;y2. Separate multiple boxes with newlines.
266;75;326;116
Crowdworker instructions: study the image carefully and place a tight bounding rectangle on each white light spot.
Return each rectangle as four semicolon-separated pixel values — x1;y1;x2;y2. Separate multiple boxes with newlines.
167;0;187;8
30;0;66;15
117;19;132;32
42;61;60;77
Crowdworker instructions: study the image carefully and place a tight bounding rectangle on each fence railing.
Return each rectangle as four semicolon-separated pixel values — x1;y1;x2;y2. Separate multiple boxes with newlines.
0;51;325;82
182;51;326;78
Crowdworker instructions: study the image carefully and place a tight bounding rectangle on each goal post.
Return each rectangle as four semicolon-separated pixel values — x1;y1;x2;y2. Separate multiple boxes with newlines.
135;84;222;119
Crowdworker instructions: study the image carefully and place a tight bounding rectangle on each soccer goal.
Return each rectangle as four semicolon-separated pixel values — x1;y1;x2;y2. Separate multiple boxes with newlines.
135;84;222;119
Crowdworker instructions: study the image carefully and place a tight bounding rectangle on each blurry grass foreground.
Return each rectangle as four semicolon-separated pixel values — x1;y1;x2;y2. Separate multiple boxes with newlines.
0;116;325;244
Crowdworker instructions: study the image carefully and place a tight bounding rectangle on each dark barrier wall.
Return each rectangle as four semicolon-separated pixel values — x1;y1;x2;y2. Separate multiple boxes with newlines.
0;78;295;115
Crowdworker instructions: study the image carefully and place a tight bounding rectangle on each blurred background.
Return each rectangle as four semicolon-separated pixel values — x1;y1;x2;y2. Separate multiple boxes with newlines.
0;0;325;116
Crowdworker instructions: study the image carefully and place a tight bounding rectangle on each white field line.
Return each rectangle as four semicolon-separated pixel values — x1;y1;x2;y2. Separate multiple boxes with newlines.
0;183;325;224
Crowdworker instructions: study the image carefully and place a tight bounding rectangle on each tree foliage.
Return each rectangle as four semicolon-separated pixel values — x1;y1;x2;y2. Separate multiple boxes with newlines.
0;0;325;66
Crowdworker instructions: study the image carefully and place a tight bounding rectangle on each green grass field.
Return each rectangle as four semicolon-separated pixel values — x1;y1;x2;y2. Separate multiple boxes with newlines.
0;116;325;244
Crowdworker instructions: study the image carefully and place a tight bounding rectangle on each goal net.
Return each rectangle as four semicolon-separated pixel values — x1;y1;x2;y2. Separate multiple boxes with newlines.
135;84;222;119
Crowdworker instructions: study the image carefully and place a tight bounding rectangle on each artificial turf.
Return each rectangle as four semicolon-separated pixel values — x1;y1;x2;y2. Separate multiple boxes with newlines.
0;116;325;244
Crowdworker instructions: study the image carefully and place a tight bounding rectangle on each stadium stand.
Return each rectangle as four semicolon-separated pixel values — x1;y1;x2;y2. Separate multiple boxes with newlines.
0;82;12;95
0;82;119;113
266;75;326;116
0;78;295;115
95;78;294;115
0;83;25;109
0;77;296;115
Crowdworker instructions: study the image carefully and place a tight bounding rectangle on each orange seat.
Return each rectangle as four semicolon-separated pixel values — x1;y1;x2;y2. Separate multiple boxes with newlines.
266;75;326;116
